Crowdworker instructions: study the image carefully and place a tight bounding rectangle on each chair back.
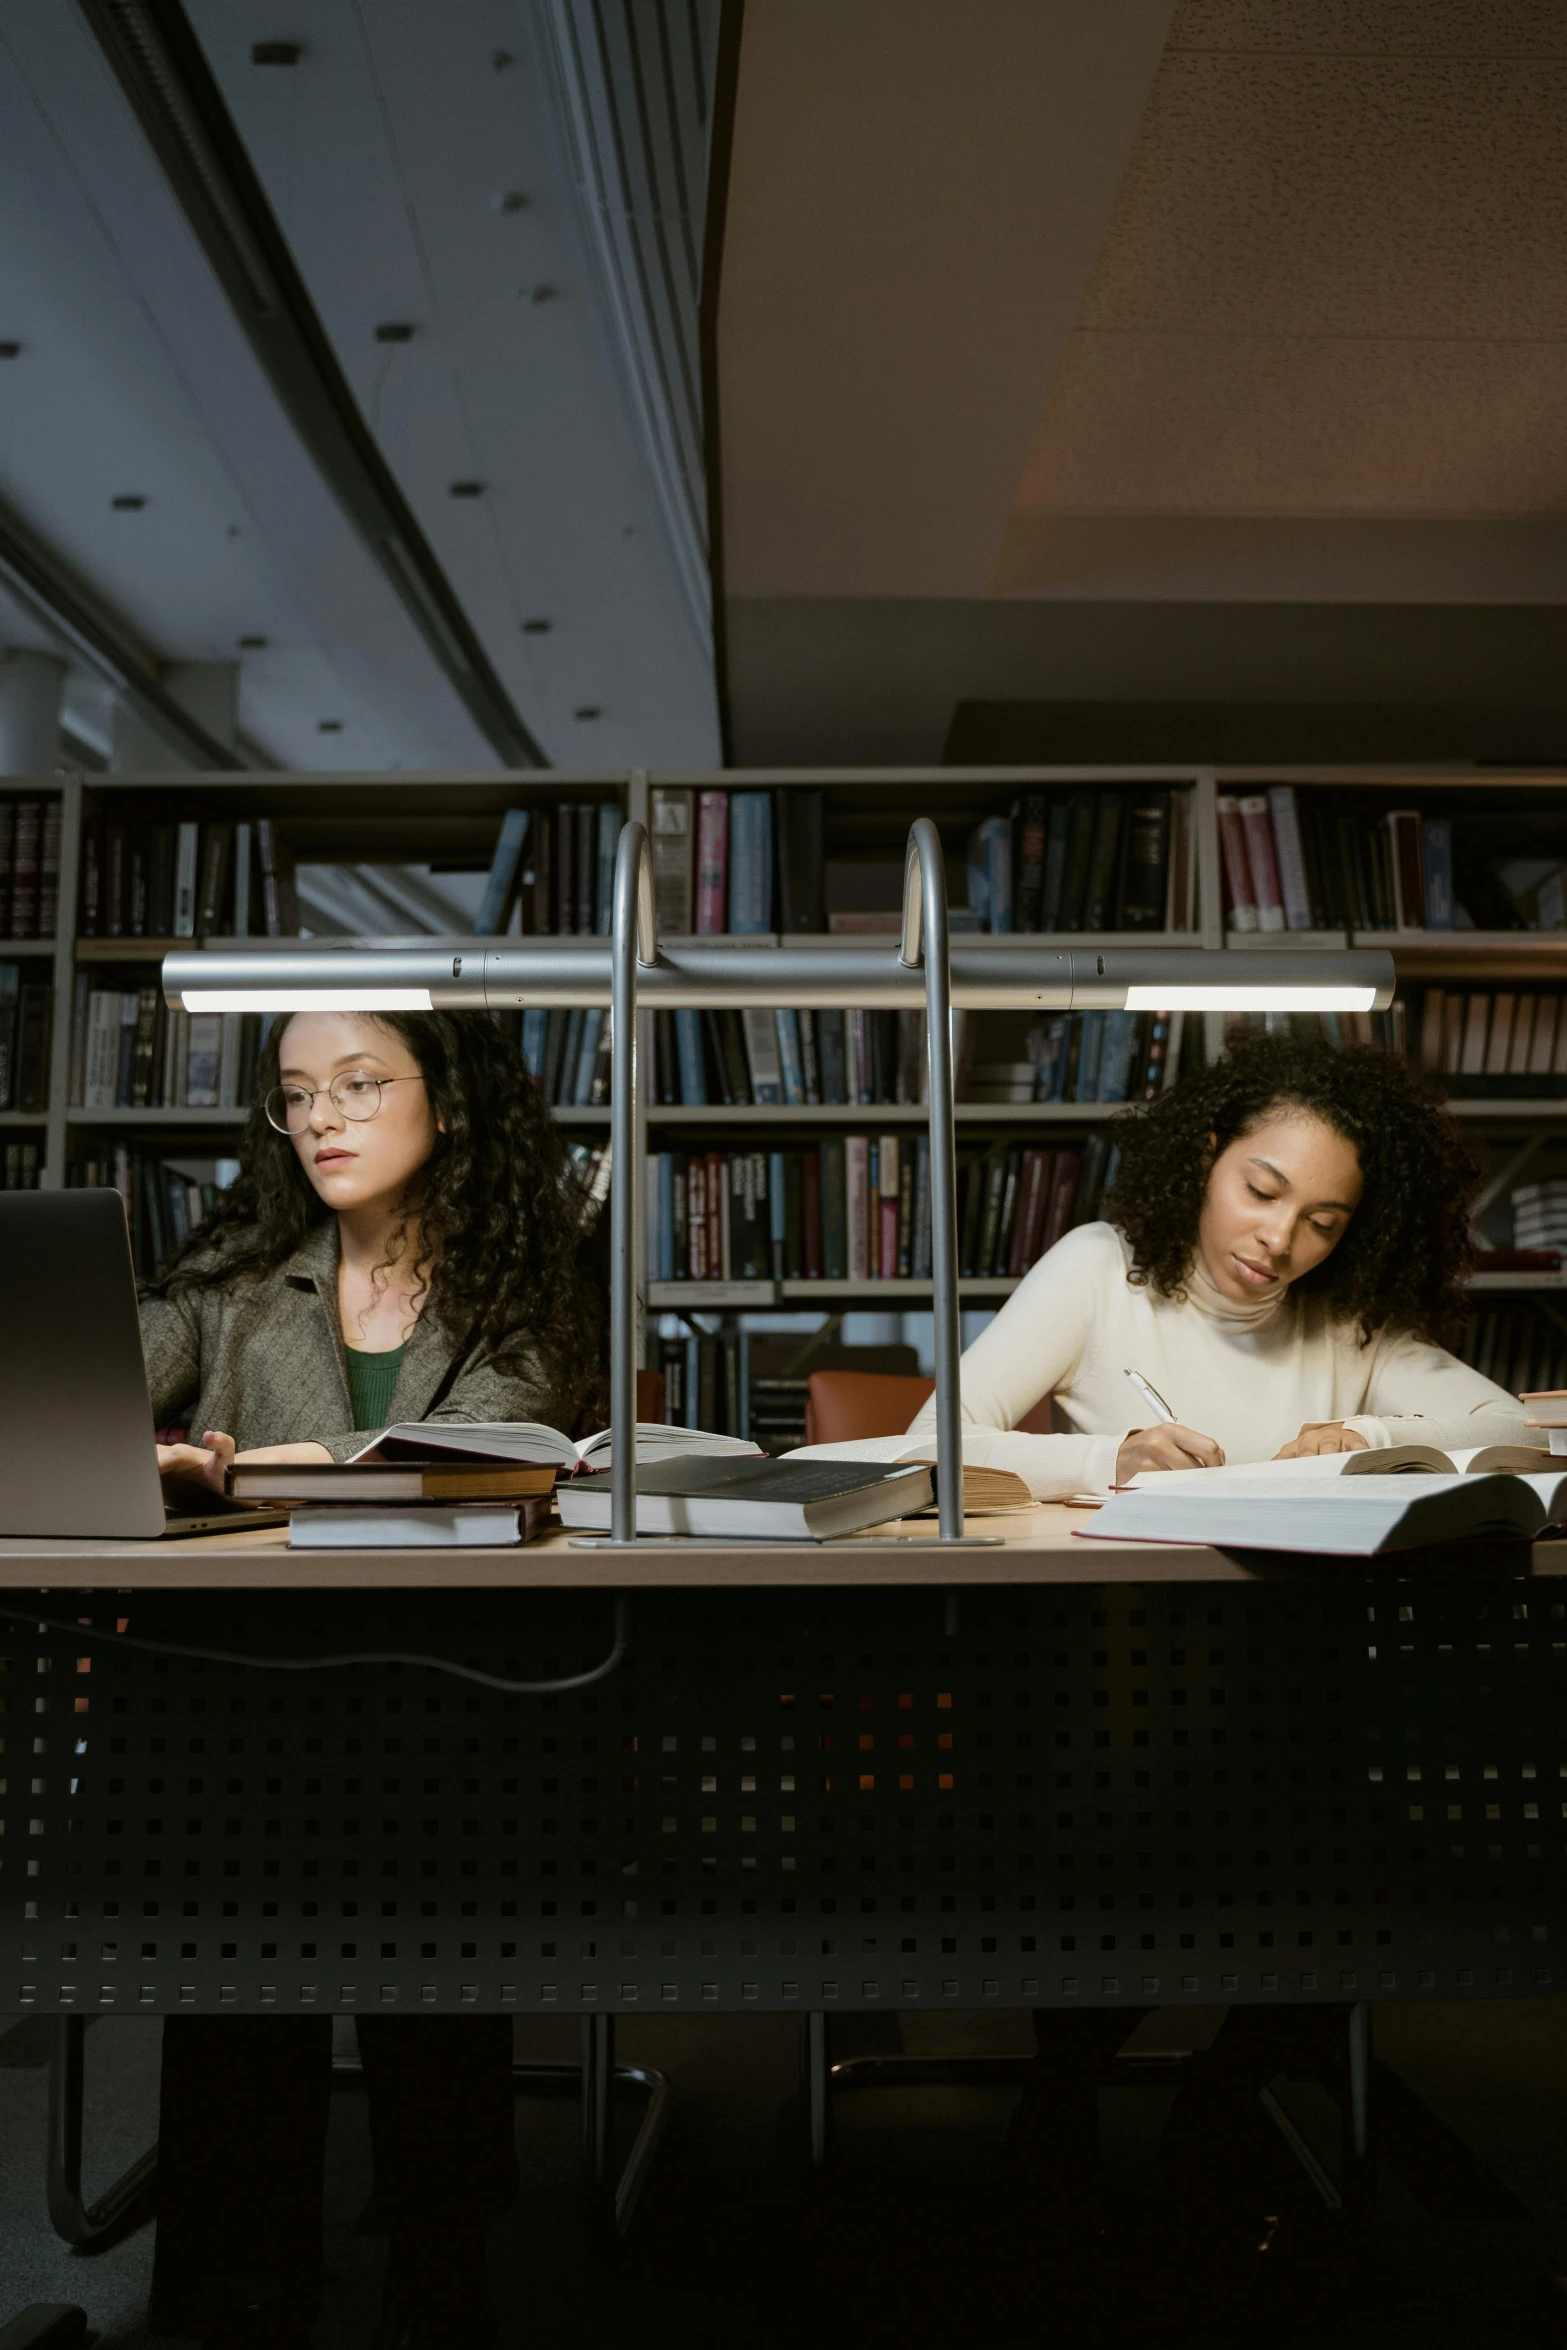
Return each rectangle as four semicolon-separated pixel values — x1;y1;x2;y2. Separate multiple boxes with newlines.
805;1370;934;1446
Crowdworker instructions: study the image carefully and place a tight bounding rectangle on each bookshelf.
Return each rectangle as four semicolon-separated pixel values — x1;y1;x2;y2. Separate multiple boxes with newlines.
4;762;1563;1431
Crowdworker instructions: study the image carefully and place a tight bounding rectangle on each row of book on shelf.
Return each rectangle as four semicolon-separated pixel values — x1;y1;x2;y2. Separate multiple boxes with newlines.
72;985;265;1110
646;1135;1119;1286
1512;1180;1567;1253
647;783;1195;939
69;1149;234;1275
1412;987;1567;1090
0;1140;42;1189
0;965;53;1110
0;797;61;940
1219;786;1566;936
79;816;300;940
1460;1307;1567;1400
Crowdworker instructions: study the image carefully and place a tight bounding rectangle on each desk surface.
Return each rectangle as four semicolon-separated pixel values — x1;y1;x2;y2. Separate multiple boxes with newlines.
0;1506;1562;1586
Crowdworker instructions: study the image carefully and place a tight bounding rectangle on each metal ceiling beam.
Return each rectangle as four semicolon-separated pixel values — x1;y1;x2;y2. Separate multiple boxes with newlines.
80;0;550;770
0;491;241;768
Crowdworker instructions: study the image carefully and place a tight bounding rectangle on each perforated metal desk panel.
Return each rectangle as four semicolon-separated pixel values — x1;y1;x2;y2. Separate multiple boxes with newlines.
1;1514;1564;2020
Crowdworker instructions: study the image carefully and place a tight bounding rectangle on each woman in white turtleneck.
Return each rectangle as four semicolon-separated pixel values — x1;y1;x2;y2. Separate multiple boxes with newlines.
905;1030;1524;1490
933;1032;1525;2230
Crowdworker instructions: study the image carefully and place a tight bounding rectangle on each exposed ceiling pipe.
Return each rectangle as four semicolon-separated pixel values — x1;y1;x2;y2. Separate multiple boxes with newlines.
80;0;550;770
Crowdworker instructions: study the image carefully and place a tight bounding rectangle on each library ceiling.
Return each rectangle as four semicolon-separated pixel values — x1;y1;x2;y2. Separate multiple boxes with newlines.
717;0;1567;758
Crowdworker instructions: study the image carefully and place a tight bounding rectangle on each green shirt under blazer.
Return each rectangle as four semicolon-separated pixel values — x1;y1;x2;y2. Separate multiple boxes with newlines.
138;1219;565;1463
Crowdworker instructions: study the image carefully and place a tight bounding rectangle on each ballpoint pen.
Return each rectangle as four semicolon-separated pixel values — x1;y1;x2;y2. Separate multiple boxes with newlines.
1124;1367;1176;1425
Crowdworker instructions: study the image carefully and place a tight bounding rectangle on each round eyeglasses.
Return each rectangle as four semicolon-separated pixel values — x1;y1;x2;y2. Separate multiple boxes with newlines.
264;1072;425;1135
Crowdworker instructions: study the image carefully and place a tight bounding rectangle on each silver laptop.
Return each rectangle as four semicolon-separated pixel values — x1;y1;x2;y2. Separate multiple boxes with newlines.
0;1190;285;1538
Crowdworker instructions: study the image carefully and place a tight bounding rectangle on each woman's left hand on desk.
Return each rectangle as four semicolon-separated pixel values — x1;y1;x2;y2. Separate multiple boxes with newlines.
157;1429;236;1494
1275;1421;1369;1458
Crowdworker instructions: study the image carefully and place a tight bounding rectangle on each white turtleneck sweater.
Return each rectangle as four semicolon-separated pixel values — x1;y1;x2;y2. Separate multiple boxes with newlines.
903;1221;1526;1500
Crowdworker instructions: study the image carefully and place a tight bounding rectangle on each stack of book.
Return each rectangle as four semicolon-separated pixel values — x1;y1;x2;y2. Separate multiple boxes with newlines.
79;816;295;938
0;796;62;938
0;965;53;1110
72;988;265;1111
1513;1180;1567;1254
1415;987;1567;1094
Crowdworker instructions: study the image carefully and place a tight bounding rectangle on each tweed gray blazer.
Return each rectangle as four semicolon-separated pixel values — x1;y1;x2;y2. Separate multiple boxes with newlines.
139;1220;569;1462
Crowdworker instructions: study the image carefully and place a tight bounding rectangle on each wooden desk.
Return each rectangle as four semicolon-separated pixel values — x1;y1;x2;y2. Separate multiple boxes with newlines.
1;1505;1563;1586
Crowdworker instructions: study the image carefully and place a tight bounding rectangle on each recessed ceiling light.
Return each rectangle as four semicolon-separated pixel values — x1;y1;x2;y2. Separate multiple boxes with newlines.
529;285;559;305
111;495;146;511
574;706;601;721
317;719;343;733
449;481;484;498
238;635;268;649
374;322;415;343
491;50;515;71
522;618;552;634
495;189;529;214
0;342;20;360
252;41;302;65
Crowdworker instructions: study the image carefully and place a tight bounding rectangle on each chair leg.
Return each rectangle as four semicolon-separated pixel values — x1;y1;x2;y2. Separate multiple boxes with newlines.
46;2017;158;2250
1342;2001;1375;2219
801;2011;831;2167
581;2014;615;2239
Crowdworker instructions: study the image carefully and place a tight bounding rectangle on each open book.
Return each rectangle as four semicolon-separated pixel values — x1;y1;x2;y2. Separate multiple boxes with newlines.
1090;1466;1567;1556
347;1421;761;1473
1123;1440;1552;1487
786;1435;1033;1513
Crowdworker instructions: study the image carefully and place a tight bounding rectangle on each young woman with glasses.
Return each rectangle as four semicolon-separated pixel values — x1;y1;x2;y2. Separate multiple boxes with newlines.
137;1008;605;2349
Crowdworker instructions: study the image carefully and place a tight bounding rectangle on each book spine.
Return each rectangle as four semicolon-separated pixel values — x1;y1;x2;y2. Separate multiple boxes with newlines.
776;788;825;932
172;821;200;939
594;802;618;936
1014;793;1047;932
650;787;694;934
801;1147;823;1279
821;1137;847;1278
695;790;729;933
674;1009;708;1107
1421;818;1454;930
774;1009;805;1105
877;1135;900;1280
16;985;50;1111
767;1150;787;1280
1043;1149;1082;1249
1082;791;1123;932
231;821;252;938
845;1134;870;1280
1266;786;1313;931
0;964;16;1109
9;799;39;938
575;803;596;935
727;790;773;933
1116;789;1169;930
817;1009;847;1104
657;1153;674;1280
1216;795;1258;932
742;1008;782;1104
38;798;60;938
196;822;232;939
797;1008;821;1104
1388;810;1426;931
911;1135;931;1278
1238;796;1285;931
1041;798;1070;931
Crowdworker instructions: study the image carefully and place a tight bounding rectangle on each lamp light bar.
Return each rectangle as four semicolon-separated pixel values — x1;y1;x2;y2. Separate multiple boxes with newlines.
1123;985;1378;1014
182;988;434;1013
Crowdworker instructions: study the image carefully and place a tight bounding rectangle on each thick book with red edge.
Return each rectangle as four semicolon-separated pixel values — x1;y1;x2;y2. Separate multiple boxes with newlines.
1238;795;1285;932
1216;796;1257;932
696;790;729;933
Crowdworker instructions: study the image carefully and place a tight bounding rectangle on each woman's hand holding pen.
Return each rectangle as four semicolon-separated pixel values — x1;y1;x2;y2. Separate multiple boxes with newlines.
1115;1424;1225;1479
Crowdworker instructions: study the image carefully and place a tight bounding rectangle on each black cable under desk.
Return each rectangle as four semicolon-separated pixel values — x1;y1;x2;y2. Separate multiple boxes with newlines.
0;1513;1564;2024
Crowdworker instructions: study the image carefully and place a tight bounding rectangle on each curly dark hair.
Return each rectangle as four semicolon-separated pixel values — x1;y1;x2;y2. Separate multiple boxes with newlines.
145;1011;607;1430
1104;1032;1479;1348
